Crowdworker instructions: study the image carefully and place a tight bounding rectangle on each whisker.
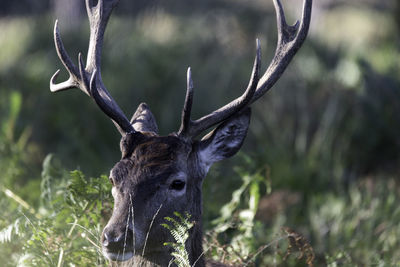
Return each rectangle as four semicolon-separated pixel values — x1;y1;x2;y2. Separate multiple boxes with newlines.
142;204;163;257
129;193;135;256
192;245;212;267
122;206;130;260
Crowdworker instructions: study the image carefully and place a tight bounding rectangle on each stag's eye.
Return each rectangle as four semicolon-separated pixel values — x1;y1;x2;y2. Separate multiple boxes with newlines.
169;180;185;191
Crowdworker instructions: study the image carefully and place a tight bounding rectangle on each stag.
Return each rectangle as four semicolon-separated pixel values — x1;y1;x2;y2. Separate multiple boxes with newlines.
50;0;312;266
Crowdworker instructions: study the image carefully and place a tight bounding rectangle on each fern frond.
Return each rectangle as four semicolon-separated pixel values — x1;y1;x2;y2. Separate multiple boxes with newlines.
0;218;22;243
163;212;194;267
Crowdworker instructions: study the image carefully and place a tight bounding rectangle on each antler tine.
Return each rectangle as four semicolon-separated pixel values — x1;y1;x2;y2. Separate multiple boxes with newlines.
50;70;76;92
181;40;261;138
178;67;194;137
50;20;83;94
50;0;133;136
251;0;312;103
179;0;312;138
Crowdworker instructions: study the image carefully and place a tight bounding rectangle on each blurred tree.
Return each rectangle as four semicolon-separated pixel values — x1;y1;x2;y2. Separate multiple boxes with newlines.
52;0;83;30
0;0;50;16
395;0;400;34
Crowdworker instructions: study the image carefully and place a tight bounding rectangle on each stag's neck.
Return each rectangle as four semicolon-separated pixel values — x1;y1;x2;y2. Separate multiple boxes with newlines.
188;220;205;266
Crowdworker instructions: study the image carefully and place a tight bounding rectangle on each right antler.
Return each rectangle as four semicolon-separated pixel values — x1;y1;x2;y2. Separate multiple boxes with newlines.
178;0;312;138
50;0;134;135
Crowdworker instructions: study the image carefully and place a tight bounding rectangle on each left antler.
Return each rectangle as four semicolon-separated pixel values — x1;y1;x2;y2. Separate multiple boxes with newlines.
178;0;313;138
50;0;134;135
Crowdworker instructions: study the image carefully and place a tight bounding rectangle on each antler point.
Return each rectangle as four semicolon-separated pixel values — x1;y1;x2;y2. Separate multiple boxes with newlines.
187;67;193;90
50;70;61;89
256;39;261;53
54;19;60;31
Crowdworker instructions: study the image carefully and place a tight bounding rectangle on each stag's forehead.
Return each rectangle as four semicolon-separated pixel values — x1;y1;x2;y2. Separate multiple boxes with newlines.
111;136;190;185
133;136;189;160
129;136;190;181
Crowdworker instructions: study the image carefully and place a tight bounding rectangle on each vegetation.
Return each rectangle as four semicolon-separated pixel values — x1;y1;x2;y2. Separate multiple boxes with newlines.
1;0;400;266
0;155;112;266
162;213;194;267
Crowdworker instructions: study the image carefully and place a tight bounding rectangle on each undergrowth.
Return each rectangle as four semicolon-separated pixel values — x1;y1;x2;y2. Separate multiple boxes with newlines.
1;155;400;266
0;155;112;266
202;165;315;267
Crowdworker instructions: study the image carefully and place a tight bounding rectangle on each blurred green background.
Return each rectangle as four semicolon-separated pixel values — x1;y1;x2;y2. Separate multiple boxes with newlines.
1;0;400;266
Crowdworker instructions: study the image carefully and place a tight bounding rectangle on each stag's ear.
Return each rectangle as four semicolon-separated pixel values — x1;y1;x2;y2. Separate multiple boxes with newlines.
197;108;251;174
130;103;158;134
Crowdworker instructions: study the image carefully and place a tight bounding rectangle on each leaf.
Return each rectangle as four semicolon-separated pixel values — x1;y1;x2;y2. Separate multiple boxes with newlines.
0;218;21;243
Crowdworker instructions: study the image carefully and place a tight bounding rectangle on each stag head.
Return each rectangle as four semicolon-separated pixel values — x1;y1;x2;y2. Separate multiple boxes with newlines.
50;0;312;265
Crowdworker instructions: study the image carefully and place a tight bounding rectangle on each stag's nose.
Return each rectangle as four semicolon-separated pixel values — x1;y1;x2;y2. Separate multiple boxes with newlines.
102;228;133;251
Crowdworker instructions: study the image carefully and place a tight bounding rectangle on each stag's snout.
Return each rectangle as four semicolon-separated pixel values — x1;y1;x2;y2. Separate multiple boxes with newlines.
101;226;134;261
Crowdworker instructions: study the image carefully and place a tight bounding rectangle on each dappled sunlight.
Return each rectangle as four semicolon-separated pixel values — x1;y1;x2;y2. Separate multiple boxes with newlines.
314;7;392;52
0;18;33;73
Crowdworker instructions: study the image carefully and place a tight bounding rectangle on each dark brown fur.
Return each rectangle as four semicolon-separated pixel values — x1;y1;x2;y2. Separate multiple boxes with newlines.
101;109;251;266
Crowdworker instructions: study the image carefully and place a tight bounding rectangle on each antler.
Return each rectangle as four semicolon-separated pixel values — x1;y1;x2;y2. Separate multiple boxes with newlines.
50;0;134;135
178;0;312;138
